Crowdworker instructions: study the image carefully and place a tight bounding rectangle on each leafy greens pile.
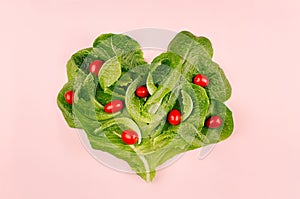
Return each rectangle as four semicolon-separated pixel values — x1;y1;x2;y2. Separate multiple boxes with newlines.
57;31;234;182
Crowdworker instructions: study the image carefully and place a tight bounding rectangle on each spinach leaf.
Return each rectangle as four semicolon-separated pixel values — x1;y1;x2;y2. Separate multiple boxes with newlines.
180;90;193;121
146;73;157;95
201;100;234;143
181;83;209;129
57;80;82;128
125;76;152;123
143;69;181;114
66;48;94;81
73;75;154;181
145;52;182;114
93;117;142;143
98;56;122;90
95;89;112;105
129;80;209;172
73;74;156;181
86;132;155;181
72;74;119;133
93;33;146;70
117;73;132;87
67;33;146;83
139;84;210;171
144;123;208;172
174;31;214;58
168;31;232;102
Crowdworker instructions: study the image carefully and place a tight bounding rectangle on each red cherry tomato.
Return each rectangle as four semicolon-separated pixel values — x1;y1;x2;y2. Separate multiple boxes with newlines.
104;100;123;113
193;74;209;87
167;109;181;125
205;115;223;128
121;130;138;145
64;90;74;105
89;60;104;75
135;86;149;98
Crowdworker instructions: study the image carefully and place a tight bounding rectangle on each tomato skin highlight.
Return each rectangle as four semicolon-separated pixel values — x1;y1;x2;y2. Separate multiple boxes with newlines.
104;100;123;113
193;74;209;87
135;86;149;98
167;109;181;125
64;90;74;105
121;130;138;145
205;115;223;128
89;60;104;75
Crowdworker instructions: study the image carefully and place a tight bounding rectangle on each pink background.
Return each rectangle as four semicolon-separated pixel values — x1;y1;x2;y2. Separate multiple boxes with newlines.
1;0;300;198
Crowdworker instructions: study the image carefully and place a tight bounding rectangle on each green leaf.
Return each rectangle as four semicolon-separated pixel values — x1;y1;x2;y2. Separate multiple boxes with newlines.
197;36;214;58
95;89;112;106
144;53;182;114
125;76;152;123
145;54;179;96
146;73;157;95
98;56;122;90
72;74;119;133
168;31;232;102
93;33;146;70
180;90;193;121
143;69;181;114
173;31;214;58
117;72;132;86
138;83;210;171
144;123;205;171
201;100;234;143
57;80;82;128
93;117;142;144
66;48;93;81
182;83;209;129
167;31;211;61
86;132;155;182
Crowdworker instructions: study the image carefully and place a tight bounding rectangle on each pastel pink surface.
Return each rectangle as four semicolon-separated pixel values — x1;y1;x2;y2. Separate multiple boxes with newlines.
1;0;300;199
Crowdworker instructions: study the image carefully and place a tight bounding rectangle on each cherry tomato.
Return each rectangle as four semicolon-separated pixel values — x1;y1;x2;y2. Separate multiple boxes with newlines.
205;115;223;128
193;74;209;87
167;109;181;125
64;90;74;105
104;100;123;113
135;86;149;98
121;130;138;145
89;60;104;75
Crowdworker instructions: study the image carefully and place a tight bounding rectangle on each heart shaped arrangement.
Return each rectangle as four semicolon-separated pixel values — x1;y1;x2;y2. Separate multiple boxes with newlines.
57;31;234;182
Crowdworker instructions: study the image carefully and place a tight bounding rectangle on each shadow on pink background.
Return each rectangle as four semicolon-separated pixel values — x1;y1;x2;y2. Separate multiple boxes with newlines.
1;0;299;198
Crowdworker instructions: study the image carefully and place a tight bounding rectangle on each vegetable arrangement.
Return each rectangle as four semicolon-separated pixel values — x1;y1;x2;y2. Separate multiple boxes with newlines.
57;31;234;182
